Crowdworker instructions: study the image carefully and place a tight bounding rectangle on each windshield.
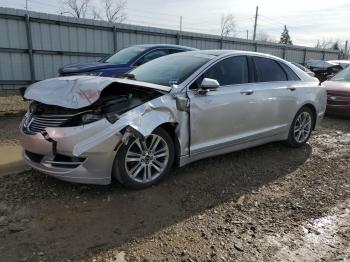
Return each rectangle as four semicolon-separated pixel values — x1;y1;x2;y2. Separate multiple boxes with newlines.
129;52;212;86
331;66;350;82
105;46;147;64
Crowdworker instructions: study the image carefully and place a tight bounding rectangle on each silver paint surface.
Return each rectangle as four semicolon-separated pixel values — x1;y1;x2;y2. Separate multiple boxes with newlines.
20;51;326;185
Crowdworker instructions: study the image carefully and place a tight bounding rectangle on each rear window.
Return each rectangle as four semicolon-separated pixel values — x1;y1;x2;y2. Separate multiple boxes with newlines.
254;57;288;82
279;62;301;81
105;46;147;64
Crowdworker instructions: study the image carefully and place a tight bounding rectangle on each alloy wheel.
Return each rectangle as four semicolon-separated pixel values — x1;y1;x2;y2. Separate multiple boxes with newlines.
293;111;312;143
124;134;170;183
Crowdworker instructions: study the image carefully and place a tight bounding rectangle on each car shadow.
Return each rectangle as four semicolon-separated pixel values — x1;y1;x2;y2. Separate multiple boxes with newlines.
0;142;312;261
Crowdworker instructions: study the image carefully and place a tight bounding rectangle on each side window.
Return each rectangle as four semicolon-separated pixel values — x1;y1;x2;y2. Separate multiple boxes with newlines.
254;57;288;82
137;49;169;65
168;49;185;54
203;56;249;86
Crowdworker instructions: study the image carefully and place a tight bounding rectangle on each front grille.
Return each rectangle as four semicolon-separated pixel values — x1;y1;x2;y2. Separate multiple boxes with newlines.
327;92;350;106
327;99;350;106
24;114;73;133
327;91;350;97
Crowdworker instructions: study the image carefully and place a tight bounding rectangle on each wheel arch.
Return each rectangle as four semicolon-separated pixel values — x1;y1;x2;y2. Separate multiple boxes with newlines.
300;103;317;130
154;122;181;167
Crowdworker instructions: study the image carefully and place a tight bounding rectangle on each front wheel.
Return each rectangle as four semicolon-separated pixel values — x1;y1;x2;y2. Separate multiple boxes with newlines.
285;107;314;147
113;127;175;189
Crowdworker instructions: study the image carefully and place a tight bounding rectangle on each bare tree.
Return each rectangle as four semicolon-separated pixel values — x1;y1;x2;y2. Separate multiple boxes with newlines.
315;39;334;49
103;0;127;23
314;39;348;58
220;14;236;37
62;0;91;18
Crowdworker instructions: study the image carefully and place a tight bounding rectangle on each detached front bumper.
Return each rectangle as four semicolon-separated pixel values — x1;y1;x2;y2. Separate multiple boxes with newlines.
20;119;122;185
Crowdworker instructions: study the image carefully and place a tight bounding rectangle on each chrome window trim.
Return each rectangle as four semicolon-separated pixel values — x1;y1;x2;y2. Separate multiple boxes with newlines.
182;54;300;92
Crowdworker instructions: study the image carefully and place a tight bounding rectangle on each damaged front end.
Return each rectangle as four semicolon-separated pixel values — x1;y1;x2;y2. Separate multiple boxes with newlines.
20;76;186;185
22;81;163;134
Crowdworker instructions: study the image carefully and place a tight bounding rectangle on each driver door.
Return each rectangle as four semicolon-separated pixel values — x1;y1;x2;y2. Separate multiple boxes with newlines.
187;55;261;156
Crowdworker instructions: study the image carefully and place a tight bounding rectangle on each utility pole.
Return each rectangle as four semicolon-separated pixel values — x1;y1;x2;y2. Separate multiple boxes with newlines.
253;6;258;41
180;16;183;32
25;0;29;14
246;30;249;40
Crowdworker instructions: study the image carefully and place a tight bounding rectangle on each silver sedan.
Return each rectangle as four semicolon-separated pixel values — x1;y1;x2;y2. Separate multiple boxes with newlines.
20;50;326;189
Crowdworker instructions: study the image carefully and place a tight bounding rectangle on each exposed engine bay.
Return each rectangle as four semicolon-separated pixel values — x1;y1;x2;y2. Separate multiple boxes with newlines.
23;82;165;134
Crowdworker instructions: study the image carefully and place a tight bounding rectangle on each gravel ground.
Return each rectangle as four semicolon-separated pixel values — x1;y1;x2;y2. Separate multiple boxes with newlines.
0;116;349;262
0;116;22;146
0;95;28;117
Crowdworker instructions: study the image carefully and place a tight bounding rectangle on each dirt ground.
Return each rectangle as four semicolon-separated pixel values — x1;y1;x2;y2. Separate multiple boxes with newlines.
0;116;349;262
0;95;28;117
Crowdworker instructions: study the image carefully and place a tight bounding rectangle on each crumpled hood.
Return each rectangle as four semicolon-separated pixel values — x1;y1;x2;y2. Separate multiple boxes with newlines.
58;61;128;74
24;76;171;109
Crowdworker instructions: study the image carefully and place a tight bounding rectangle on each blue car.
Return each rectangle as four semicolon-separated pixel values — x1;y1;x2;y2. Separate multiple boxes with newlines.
58;44;197;77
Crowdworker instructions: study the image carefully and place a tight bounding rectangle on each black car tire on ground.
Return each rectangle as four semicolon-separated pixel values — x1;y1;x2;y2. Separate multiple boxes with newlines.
285;106;315;148
113;127;175;189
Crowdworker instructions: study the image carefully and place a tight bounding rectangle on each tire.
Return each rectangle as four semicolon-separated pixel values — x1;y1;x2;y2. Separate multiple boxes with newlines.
112;127;175;189
285;106;314;147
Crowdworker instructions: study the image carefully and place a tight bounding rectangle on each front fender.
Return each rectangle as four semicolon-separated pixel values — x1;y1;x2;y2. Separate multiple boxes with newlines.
128;106;176;136
72;95;178;156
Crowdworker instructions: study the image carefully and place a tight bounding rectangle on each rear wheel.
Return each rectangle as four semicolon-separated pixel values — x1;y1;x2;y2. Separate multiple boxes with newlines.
285;107;314;147
113;127;175;189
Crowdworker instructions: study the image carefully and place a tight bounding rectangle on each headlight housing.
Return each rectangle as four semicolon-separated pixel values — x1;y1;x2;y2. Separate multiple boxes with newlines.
61;112;103;127
80;113;103;124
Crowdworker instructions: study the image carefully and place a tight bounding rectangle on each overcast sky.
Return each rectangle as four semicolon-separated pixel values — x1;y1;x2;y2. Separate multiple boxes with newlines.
1;0;349;47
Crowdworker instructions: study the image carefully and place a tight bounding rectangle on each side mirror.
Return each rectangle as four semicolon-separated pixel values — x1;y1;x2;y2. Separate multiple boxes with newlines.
197;78;220;94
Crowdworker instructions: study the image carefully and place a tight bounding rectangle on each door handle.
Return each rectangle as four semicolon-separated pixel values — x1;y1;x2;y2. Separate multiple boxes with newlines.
287;87;296;91
240;89;254;95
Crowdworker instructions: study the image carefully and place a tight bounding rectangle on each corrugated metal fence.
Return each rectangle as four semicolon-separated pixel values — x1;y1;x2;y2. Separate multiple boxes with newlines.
0;7;339;91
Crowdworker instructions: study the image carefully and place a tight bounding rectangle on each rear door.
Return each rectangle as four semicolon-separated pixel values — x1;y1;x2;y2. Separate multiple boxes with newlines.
251;56;299;132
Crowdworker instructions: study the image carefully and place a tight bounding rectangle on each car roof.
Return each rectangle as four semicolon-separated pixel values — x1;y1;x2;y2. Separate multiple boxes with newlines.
135;44;198;51
179;49;287;61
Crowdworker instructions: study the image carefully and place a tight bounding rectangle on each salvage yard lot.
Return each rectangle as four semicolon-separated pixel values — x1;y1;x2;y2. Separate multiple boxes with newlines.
0;115;349;261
